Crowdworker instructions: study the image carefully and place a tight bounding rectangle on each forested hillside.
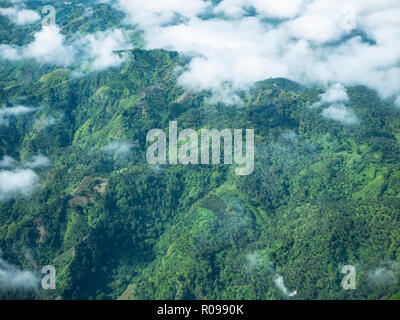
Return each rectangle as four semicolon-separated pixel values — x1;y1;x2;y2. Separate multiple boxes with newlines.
1;0;400;300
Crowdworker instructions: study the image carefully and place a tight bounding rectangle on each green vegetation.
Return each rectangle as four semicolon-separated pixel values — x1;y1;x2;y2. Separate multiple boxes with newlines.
1;0;400;300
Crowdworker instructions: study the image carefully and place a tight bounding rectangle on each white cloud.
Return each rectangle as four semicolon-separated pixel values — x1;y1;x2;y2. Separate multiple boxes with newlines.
24;25;76;65
145;17;289;100
0;169;38;201
311;82;349;108
0;26;76;66
0;6;40;25
252;0;305;19
0;249;40;290
321;103;359;125
205;0;305;19
314;83;358;125
2;1;400;106
318;83;349;104
0;156;16;168
79;29;132;71
24;155;51;169
0;105;36;116
213;0;247;18
0;105;36;126
285;14;343;44
118;0;210;28
109;0;400;105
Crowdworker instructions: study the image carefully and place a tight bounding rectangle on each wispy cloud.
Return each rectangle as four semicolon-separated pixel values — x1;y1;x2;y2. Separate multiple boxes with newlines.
24;155;51;169
0;249;40;291
0;105;36;126
274;275;297;298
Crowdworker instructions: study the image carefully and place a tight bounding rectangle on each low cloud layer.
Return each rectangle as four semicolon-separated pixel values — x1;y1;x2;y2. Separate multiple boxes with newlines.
112;0;400;105
0;249;40;290
0;26;131;72
3;1;399;105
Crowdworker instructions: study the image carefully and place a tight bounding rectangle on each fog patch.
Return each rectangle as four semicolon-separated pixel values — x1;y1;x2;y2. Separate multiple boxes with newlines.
0;105;36;126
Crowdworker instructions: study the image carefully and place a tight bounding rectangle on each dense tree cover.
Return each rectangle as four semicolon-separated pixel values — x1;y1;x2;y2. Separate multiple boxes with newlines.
1;0;400;300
